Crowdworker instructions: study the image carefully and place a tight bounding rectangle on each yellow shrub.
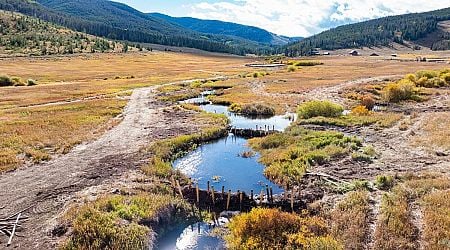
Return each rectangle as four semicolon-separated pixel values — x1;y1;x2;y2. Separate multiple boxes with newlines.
227;208;339;250
351;105;371;116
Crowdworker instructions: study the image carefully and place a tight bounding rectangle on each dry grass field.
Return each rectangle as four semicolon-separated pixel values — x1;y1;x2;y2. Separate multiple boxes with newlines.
209;56;449;112
0;52;251;171
1;50;450;249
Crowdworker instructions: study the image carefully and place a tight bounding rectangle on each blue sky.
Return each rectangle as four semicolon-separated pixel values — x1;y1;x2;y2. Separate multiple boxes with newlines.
114;0;450;37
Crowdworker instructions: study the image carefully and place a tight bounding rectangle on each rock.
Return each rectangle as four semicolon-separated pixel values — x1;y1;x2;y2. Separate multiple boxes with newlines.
436;151;448;157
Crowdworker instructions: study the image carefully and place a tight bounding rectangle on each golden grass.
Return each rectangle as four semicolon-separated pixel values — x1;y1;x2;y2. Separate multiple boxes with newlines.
331;191;371;249
0;52;250;171
205;56;446;112
422;190;450;249
412;112;450;151
374;185;417;250
0;99;126;172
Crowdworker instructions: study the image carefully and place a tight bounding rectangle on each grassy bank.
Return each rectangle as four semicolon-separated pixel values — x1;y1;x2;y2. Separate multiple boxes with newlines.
249;126;365;186
62;194;194;250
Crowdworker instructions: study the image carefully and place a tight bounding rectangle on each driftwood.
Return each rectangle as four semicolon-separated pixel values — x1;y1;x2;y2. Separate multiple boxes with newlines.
305;171;351;185
0;205;33;247
7;213;21;246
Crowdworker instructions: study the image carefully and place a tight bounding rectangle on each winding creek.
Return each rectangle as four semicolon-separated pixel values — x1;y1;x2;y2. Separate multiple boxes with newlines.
156;91;296;250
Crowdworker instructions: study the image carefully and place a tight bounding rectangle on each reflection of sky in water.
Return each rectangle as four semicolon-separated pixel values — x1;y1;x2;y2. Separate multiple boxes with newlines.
200;104;295;131
174;134;284;194
157;221;227;250
163;98;294;249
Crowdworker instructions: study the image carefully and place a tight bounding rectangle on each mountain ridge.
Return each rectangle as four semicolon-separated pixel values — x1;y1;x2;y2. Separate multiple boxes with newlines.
149;12;301;46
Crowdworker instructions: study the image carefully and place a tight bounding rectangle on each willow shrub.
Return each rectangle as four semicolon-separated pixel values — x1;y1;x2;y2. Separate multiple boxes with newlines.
227;208;342;250
297;101;344;119
240;103;275;116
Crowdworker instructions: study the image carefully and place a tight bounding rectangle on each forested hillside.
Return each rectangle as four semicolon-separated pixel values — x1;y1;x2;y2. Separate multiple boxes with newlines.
0;0;265;55
150;13;300;46
0;10;129;56
284;7;450;56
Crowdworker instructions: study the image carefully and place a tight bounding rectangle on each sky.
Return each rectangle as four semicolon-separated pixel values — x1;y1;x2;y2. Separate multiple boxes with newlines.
115;0;450;37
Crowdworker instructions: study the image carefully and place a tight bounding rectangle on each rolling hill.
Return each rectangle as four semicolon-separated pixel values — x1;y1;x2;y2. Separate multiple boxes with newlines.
284;7;450;56
0;0;267;55
149;13;301;46
0;9;130;56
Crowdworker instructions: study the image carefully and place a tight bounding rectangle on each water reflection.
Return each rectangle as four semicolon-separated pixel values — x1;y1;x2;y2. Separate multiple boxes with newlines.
156;221;226;250
174;134;284;194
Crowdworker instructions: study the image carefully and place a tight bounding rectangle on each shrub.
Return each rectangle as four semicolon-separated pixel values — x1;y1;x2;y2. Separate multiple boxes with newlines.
360;95;375;110
0;75;13;87
63;194;191;250
442;73;450;84
287;65;297;72
297;101;344;119
375;175;395;190
27;79;37;86
383;80;416;103
331;191;370;249
141;157;172;178
351;152;373;163
351;105;370;116
293;61;323;66
227;208;340;250
374;186;417;249
228;103;242;113
240;103;275;116
416;70;438;79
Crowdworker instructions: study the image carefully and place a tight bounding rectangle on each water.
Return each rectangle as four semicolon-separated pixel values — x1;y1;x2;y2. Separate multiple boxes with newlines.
200;103;295;131
156;221;226;250
160;94;294;249
173;134;284;194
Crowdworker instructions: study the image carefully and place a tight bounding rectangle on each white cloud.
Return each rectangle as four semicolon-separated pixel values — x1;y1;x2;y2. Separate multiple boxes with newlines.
189;0;450;37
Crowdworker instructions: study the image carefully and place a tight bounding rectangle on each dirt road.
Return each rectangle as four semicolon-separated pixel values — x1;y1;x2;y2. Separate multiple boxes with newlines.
0;81;207;249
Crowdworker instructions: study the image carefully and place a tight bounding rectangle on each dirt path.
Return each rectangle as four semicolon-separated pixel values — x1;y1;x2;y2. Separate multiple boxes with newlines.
367;192;382;250
0;79;213;249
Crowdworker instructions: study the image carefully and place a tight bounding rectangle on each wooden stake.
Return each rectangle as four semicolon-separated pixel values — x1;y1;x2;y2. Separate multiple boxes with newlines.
221;186;225;200
269;187;273;204
226;190;231;210
250;190;254;201
196;184;200;204
260;189;264;204
238;190;242;211
265;185;270;202
207;181;210;194
211;186;215;205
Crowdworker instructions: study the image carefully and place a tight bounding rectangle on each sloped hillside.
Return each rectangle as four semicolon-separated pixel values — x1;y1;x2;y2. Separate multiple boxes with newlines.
0;0;263;55
284;7;450;56
0;10;127;56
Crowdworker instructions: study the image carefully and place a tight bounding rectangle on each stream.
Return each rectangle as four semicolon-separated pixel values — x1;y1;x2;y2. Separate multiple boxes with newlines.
156;91;295;250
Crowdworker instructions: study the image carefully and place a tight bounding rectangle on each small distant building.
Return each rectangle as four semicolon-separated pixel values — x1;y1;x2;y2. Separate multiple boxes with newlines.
349;50;359;56
370;53;379;56
391;54;398;57
323;52;330;55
